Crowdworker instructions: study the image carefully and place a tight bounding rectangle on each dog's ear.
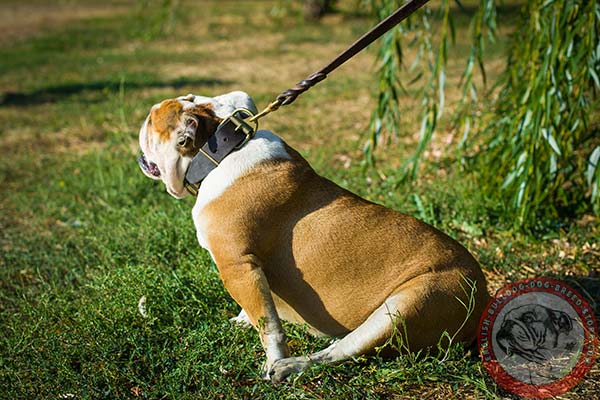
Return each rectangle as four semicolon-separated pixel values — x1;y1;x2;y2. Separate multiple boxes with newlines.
177;117;198;150
176;106;221;156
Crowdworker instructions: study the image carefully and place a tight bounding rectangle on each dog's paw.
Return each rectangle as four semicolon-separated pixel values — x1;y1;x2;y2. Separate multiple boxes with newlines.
229;309;252;328
267;356;312;383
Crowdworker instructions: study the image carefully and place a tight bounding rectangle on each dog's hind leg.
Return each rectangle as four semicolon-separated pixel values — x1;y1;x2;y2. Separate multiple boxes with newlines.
268;291;400;382
268;272;480;383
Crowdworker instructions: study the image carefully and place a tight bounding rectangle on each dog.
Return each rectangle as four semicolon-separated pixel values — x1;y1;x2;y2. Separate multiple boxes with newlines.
138;91;490;382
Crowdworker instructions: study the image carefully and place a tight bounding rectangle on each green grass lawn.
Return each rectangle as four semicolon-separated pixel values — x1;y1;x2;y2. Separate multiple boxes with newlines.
1;1;598;398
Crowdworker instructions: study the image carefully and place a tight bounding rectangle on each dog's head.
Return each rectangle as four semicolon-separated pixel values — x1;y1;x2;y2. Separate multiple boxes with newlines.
138;91;257;198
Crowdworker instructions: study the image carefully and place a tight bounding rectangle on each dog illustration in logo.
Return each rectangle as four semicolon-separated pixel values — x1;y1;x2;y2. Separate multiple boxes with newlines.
495;303;580;384
496;304;573;364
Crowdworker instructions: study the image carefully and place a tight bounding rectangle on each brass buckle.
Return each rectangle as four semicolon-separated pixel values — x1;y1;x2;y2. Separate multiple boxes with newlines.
217;108;259;150
184;180;200;197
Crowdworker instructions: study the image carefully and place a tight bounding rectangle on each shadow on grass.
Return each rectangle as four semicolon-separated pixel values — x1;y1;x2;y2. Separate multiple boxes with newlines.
0;76;231;107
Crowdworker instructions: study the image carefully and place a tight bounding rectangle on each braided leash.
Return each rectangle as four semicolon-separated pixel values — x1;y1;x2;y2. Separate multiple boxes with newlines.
248;0;430;123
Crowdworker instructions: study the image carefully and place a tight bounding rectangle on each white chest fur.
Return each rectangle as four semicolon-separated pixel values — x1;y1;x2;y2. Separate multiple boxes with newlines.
191;130;291;252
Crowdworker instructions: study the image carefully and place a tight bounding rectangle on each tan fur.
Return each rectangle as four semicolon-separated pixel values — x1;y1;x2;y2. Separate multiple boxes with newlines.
150;100;220;148
200;145;489;350
150;99;183;142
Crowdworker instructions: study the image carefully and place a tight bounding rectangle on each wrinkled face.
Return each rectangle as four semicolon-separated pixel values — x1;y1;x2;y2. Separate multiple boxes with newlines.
138;91;257;198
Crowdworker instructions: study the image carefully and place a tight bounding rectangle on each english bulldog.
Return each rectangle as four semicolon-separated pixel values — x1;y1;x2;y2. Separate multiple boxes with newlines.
138;91;490;382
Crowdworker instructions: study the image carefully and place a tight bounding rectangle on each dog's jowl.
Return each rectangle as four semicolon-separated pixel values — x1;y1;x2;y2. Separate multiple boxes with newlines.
138;91;490;382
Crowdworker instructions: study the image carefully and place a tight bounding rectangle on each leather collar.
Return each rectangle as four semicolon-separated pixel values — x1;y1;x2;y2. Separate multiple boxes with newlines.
184;109;256;196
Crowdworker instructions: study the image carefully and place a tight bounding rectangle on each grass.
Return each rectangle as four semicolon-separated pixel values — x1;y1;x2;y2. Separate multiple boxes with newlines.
0;0;598;398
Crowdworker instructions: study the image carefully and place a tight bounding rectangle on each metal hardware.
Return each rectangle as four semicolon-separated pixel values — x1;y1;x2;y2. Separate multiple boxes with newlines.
225;108;258;149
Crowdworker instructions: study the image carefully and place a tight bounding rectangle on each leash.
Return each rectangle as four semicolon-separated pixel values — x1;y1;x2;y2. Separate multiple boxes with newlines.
248;0;430;123
184;0;429;195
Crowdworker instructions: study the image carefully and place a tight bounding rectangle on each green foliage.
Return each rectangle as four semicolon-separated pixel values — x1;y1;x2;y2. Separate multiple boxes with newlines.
455;0;496;148
481;0;600;227
364;0;450;176
367;0;600;229
363;0;409;164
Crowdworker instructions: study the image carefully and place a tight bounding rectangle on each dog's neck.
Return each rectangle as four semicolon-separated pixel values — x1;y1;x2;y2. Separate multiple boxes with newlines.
183;109;258;195
191;130;291;249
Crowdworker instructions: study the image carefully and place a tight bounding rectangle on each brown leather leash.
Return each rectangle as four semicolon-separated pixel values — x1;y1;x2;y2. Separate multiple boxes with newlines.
184;0;429;195
248;0;430;123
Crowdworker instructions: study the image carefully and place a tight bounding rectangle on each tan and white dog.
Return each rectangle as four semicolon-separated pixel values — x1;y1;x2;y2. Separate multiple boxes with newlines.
138;91;490;382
